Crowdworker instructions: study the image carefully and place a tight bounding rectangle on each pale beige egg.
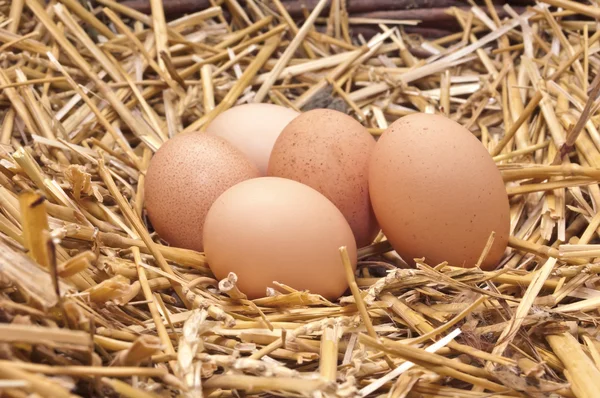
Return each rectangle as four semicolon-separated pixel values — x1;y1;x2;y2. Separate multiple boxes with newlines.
206;103;300;175
203;177;357;300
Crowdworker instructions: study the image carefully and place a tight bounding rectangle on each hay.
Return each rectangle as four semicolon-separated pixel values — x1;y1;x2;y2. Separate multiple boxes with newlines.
0;0;599;397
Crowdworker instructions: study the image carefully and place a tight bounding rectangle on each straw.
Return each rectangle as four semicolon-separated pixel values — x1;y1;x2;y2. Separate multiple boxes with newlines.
0;1;597;396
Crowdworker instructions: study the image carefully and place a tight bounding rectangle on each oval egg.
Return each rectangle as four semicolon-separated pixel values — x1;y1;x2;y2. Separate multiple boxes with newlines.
369;113;510;270
205;103;300;175
144;133;260;252
268;108;379;247
203;177;357;300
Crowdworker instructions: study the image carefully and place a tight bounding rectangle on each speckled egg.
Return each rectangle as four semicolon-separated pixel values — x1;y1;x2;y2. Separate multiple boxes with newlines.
267;109;379;247
144;133;259;252
369;113;510;270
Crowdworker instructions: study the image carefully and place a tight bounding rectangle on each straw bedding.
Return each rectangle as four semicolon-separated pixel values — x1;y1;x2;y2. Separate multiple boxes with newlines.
0;0;598;397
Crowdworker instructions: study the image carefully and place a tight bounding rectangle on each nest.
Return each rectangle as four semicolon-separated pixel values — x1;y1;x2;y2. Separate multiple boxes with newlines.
0;0;599;397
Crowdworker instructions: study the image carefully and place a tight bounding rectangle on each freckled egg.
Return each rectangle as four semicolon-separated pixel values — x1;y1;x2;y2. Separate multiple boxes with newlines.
369;113;510;270
203;177;357;300
268;109;379;248
205;103;300;175
144;133;259;252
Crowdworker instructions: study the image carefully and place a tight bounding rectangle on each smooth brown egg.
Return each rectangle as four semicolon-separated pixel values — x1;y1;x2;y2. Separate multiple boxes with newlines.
203;177;357;300
268;109;379;248
144;133;259;252
205;103;300;175
369;113;510;270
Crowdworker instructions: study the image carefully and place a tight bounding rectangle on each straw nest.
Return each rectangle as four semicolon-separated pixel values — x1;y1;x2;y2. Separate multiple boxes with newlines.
0;0;599;397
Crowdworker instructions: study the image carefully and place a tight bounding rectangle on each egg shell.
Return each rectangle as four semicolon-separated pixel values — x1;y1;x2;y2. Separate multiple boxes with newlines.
369;113;510;270
205;103;300;175
144;133;260;252
267;108;379;248
203;177;357;300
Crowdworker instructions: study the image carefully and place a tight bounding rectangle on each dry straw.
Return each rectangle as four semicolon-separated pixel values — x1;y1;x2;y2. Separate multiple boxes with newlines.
0;0;599;397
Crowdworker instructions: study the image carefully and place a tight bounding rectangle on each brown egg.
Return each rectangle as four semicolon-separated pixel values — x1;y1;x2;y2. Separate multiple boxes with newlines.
205;103;300;175
144;133;259;252
369;113;510;270
268;109;379;248
203;177;357;300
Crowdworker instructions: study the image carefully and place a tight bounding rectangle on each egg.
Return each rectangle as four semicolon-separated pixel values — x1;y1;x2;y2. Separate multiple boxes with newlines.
203;177;357;300
268;109;379;248
205;103;300;175
369;113;510;270
144;133;259;252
